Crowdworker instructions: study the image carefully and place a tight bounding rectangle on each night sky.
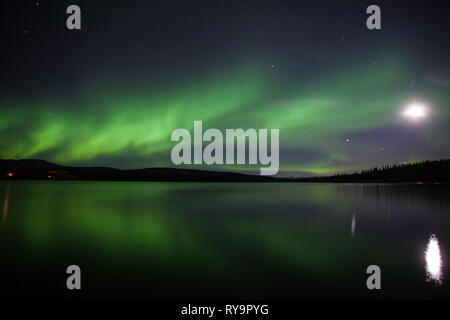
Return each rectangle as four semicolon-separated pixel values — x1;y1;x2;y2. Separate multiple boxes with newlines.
1;0;449;176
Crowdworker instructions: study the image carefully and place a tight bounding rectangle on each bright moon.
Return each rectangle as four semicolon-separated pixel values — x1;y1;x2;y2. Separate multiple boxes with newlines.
402;103;428;119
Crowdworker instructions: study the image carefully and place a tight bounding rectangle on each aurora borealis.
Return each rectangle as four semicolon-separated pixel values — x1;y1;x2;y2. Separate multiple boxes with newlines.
1;1;449;176
2;1;450;304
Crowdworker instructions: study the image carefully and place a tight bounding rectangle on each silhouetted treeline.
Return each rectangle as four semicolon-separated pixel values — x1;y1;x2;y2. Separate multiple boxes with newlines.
1;159;449;183
297;159;450;183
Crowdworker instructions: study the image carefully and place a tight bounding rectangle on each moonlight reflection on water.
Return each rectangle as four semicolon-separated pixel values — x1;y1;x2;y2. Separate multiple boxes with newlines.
425;234;443;285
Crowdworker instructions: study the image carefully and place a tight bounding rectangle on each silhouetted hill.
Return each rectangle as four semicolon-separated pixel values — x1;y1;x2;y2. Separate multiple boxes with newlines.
0;159;280;182
1;159;449;183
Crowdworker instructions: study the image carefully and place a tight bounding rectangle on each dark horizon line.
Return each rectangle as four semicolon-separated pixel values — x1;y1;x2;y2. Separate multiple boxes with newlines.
1;158;449;183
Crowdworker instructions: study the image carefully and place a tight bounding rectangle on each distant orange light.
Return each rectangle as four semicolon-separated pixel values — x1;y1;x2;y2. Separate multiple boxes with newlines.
7;173;14;177
48;175;52;178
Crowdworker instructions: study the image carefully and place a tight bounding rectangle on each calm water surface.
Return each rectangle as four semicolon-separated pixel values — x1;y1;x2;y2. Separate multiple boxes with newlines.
0;181;449;299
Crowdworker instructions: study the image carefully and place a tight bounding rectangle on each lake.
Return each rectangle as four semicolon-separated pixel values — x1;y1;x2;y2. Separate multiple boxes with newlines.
0;181;449;299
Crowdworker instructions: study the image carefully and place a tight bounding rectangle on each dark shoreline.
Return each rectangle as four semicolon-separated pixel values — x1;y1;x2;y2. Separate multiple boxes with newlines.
1;159;449;183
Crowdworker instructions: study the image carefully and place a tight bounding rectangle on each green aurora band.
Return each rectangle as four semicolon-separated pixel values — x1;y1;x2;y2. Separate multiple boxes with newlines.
1;58;449;176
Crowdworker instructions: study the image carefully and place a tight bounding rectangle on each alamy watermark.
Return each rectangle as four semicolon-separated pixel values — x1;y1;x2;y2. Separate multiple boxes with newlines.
170;121;279;176
366;5;381;30
66;5;81;30
65;5;379;31
366;265;381;290
66;265;81;290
